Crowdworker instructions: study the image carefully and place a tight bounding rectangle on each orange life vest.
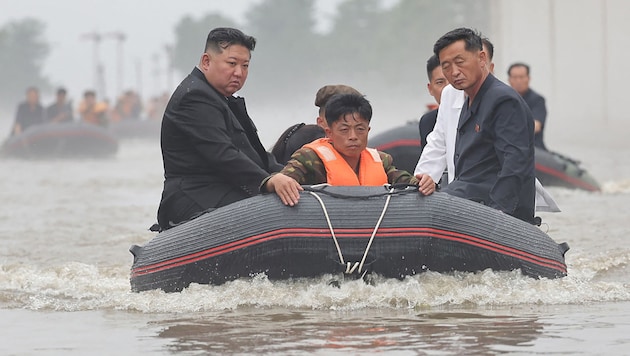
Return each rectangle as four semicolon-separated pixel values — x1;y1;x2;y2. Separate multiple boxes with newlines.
304;138;388;186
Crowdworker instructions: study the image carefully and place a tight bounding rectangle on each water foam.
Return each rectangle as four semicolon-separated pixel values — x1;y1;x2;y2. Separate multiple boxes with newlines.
602;179;630;194
1;255;629;313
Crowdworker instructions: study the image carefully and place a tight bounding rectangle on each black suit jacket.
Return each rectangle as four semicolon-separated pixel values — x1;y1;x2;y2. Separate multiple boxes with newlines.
158;67;282;227
522;88;547;149
418;108;438;152
444;74;535;223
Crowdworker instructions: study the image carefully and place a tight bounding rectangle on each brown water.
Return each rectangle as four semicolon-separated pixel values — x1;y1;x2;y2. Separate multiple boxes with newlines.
1;124;629;354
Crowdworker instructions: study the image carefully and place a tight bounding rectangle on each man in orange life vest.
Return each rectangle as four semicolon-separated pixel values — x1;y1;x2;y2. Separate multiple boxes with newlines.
262;93;436;205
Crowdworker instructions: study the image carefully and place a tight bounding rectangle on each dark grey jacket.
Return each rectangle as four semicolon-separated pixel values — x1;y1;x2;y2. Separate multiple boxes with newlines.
444;74;535;223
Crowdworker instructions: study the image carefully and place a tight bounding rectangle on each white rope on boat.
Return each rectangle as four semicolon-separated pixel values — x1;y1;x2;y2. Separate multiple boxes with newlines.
308;186;395;275
308;191;345;265
357;187;394;273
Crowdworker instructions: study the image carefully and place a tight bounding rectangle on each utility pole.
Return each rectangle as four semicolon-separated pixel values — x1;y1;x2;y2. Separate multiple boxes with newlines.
80;32;106;97
104;31;127;98
164;44;174;93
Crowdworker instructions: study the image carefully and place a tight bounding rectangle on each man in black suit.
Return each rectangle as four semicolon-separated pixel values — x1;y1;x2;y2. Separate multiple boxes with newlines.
434;28;535;223
157;27;286;230
508;62;548;150
418;54;447;153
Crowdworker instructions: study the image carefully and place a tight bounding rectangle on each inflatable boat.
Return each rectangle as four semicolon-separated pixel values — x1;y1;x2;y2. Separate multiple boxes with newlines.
109;119;161;140
2;122;119;159
534;149;600;192
369;122;601;191
129;185;569;293
369;121;421;174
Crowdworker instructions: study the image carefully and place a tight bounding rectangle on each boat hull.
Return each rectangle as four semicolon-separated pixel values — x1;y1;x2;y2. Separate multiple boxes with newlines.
2;122;119;159
130;186;568;293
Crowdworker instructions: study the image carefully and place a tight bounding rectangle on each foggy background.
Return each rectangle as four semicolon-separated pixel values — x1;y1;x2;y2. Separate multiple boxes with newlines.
1;0;628;149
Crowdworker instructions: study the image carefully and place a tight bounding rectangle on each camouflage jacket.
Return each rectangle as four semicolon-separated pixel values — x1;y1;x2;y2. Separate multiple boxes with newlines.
268;147;419;187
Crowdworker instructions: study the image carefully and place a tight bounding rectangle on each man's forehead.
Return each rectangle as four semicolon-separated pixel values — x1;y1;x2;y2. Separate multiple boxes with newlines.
440;41;476;58
337;113;368;124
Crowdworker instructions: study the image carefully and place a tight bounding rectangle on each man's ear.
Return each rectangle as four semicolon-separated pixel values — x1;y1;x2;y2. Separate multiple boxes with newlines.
200;52;211;69
316;116;325;128
324;126;332;137
479;50;488;69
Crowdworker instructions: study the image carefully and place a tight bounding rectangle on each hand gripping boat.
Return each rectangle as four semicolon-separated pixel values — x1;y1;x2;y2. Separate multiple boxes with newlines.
129;185;569;293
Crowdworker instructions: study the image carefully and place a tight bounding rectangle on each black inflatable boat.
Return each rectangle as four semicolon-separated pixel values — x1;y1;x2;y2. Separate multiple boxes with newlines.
130;185;569;293
109;119;161;140
2;122;119;159
369;122;601;191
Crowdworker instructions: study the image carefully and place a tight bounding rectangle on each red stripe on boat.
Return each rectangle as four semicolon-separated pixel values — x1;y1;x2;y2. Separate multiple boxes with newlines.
131;227;567;277
535;163;600;192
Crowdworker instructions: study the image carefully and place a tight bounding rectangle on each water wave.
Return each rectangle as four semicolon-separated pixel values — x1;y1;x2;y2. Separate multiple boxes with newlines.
1;254;628;313
602;179;630;194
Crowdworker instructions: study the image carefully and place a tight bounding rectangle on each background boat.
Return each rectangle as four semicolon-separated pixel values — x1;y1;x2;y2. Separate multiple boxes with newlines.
369;122;601;191
2;121;118;159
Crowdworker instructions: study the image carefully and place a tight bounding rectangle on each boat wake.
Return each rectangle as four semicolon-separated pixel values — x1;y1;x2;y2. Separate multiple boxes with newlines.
602;179;630;194
1;252;629;313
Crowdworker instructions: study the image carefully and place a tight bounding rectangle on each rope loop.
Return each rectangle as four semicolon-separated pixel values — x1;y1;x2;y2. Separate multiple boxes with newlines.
308;186;395;276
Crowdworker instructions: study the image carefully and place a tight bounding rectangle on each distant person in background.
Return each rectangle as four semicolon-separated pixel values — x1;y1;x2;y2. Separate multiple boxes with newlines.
147;92;169;121
111;90;143;122
270;84;361;165
46;87;74;123
11;86;44;136
508;62;547;150
418;54;448;152
79;90;109;126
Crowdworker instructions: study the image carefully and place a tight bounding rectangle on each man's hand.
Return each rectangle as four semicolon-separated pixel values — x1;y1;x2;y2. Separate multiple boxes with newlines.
265;174;303;206
534;119;542;134
415;173;436;196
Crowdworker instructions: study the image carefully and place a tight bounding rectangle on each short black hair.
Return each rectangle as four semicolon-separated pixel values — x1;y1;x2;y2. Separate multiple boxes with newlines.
426;54;441;81
508;62;530;76
482;38;494;61
324;93;372;127
205;27;256;53
433;27;483;58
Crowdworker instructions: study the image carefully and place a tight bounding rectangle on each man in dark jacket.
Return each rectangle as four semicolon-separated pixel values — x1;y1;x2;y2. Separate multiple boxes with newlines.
11;87;44;136
157;27;284;230
434;28;535;223
508;62;548;150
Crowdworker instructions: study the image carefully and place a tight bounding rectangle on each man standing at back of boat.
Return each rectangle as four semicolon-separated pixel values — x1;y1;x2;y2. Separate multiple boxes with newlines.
508;62;548;150
157;27;285;231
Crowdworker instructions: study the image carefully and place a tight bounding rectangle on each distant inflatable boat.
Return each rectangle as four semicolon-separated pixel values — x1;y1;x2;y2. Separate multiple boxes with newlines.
129;185;569;293
534;149;600;192
2;122;119;159
369;122;601;192
109;119;161;140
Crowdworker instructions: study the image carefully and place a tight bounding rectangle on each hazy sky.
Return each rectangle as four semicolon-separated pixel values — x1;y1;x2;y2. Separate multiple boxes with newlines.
0;0;343;102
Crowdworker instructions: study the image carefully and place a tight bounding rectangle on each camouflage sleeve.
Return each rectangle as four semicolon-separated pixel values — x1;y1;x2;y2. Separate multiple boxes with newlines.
279;147;328;185
380;151;419;185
